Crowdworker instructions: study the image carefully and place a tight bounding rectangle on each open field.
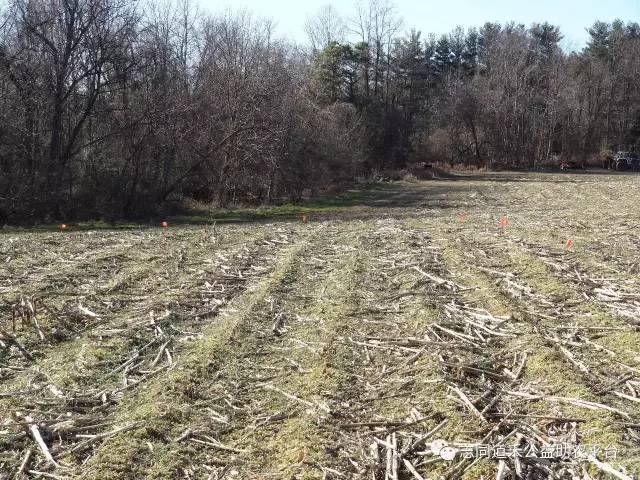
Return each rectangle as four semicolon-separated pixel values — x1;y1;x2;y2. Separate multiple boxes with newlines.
1;171;640;479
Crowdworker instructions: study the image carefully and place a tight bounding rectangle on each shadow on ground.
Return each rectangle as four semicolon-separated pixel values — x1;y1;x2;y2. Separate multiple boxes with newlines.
6;170;634;232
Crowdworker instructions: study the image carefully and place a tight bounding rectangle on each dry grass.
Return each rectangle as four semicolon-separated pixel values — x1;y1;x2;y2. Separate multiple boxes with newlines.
1;170;639;479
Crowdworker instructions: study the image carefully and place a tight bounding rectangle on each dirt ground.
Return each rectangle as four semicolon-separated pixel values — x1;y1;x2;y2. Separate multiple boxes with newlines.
1;171;640;479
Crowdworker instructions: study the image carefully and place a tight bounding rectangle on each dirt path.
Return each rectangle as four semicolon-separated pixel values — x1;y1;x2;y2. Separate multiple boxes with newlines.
1;171;639;479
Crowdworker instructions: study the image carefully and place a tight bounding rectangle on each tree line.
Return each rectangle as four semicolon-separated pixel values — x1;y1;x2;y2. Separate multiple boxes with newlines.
0;0;638;222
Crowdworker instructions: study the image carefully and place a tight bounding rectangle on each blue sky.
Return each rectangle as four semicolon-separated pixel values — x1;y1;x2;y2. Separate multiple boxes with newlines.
197;0;639;50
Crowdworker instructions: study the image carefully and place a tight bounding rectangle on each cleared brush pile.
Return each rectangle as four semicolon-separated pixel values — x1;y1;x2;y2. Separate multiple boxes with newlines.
1;170;639;479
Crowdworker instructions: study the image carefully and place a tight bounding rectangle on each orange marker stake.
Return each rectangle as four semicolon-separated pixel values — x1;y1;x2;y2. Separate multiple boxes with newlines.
566;239;574;249
499;216;510;229
60;223;68;232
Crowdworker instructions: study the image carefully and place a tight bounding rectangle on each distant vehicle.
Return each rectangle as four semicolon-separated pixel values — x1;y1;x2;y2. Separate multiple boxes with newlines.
614;151;639;171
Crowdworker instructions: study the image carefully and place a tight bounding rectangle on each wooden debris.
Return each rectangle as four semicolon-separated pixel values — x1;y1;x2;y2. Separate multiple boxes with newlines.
29;421;61;468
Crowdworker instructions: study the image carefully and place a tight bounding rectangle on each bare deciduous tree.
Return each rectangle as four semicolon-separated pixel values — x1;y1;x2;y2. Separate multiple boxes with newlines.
305;4;345;54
